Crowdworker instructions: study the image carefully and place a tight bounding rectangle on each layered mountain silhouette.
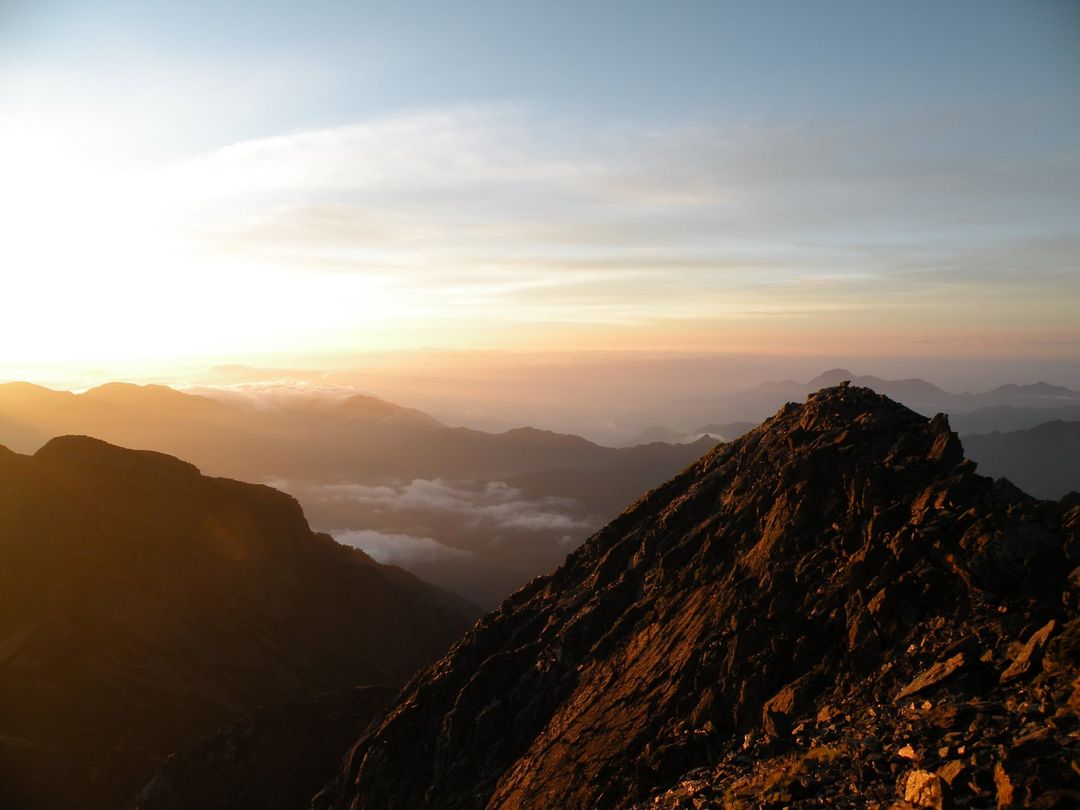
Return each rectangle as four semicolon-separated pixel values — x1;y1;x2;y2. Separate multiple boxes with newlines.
628;421;756;447
672;368;1080;431
0;383;712;604
0;382;710;483
315;386;1079;809
961;421;1080;500
0;436;476;810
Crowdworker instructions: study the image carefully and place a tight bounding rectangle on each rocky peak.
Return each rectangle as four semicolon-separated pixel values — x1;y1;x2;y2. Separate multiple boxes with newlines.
317;385;1079;809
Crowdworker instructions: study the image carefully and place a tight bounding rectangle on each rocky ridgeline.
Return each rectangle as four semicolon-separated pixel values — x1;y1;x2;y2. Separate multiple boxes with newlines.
316;385;1079;809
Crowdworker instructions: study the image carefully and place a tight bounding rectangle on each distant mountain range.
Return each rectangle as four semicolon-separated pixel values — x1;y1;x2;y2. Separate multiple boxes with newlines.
0;383;713;605
0;436;475;810
627;420;757;446
670;368;1080;428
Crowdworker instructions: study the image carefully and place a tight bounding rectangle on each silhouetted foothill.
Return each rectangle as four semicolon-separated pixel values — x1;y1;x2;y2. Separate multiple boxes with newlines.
317;386;1080;809
0;436;477;810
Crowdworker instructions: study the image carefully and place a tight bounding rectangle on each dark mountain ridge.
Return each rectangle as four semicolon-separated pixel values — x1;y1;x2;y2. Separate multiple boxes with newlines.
317;385;1079;809
961;420;1080;500
0;436;476;810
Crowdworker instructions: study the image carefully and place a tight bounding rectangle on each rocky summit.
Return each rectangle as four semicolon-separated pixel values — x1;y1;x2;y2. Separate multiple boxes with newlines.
316;385;1080;809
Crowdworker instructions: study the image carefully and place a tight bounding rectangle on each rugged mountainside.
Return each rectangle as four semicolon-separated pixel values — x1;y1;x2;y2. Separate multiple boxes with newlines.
318;385;1079;809
0;437;476;810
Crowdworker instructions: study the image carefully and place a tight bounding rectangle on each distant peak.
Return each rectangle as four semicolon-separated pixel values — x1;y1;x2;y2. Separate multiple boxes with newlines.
339;394;443;427
806;368;856;387
990;382;1080;397
82;382;194;399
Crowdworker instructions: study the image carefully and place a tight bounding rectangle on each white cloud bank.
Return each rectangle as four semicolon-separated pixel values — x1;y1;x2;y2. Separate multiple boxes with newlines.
272;476;596;568
306;478;592;533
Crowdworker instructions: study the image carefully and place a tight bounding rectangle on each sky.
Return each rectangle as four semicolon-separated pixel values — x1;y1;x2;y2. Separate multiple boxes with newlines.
1;0;1079;381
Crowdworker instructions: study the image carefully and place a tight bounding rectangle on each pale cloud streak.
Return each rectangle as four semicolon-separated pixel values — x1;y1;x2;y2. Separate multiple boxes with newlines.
4;102;1078;360
285;478;593;534
335;529;471;567
164;104;1080;303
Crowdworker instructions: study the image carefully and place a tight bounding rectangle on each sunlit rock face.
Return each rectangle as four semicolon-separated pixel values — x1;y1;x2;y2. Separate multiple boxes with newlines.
318;385;1079;809
0;436;476;810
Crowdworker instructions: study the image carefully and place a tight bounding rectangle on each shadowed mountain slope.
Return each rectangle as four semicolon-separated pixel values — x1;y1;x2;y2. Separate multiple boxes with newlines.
317;385;1079;809
961;421;1080;500
130;686;393;810
0;437;477;810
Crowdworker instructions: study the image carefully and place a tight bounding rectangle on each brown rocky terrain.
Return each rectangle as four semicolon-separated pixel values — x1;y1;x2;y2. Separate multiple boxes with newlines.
316;384;1079;809
0;436;477;810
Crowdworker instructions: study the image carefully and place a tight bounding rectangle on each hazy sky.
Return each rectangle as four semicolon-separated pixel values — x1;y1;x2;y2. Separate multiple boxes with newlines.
2;0;1079;375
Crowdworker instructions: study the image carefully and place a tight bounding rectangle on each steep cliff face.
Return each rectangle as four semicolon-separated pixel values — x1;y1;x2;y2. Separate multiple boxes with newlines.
0;436;477;810
319;385;1079;809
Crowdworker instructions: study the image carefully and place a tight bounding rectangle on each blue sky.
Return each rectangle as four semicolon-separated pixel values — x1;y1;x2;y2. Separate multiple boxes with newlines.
6;1;1078;148
1;0;1078;371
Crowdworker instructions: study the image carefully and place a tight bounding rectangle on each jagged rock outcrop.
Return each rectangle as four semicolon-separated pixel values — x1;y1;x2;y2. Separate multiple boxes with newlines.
0;436;477;810
317;385;1079;809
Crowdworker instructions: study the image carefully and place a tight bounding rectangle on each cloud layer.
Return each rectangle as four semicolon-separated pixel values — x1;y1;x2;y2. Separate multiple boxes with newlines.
335;529;471;567
272;476;595;573
301;477;592;533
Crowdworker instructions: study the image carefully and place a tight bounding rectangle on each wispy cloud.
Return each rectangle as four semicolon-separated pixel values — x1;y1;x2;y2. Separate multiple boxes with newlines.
335;529;471;566
158;103;1079;334
5;101;1077;361
287;477;593;533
